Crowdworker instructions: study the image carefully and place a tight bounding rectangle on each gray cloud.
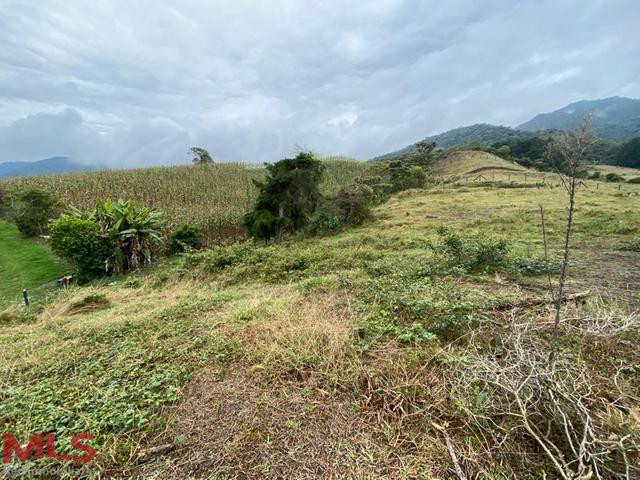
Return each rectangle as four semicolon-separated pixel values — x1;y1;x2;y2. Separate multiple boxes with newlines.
0;0;639;165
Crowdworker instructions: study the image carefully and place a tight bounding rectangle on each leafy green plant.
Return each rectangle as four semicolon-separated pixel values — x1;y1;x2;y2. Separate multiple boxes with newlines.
605;172;625;182
434;226;509;273
170;224;203;253
77;199;164;273
244;151;325;243
11;188;62;237
511;256;561;276
49;216;110;283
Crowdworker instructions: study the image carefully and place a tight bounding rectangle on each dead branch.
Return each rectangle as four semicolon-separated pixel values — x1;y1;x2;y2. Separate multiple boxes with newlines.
493;290;590;311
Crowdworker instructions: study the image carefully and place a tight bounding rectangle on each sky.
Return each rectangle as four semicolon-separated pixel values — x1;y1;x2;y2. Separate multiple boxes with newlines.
0;0;639;167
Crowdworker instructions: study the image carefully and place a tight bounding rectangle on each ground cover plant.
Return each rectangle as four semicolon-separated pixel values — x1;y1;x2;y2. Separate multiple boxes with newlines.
1;149;639;478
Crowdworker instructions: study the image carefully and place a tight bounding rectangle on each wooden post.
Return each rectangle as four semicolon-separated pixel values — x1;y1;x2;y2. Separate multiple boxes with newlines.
618;183;622;191
596;182;599;190
23;289;29;307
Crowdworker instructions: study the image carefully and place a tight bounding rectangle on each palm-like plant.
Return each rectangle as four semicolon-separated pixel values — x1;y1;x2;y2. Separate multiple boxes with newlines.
72;199;163;273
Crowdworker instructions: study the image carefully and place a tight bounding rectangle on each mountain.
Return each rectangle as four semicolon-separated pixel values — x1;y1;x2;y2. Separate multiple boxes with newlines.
0;157;101;178
518;96;640;142
371;124;533;162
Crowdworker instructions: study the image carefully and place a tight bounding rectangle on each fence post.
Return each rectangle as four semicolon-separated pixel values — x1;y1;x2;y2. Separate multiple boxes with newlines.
23;289;29;307
618;183;622;191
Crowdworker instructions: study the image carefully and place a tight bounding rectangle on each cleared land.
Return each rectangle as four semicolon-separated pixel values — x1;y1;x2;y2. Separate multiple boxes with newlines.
0;221;68;305
2;164;638;478
431;149;526;176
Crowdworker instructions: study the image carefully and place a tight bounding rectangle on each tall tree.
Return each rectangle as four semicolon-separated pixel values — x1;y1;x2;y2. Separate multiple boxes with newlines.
616;137;640;168
190;147;214;164
244;151;325;243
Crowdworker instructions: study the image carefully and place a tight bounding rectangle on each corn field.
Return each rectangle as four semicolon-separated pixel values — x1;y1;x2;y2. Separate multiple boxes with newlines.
1;157;369;244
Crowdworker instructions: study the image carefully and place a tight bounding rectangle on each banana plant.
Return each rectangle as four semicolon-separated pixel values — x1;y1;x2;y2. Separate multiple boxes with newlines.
71;199;163;273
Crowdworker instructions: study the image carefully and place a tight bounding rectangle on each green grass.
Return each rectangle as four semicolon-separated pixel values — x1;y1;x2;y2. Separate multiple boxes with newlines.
1;166;639;478
0;221;69;305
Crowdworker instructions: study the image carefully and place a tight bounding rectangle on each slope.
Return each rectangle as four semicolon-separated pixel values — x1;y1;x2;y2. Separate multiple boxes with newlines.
518;96;640;142
0;221;69;305
430;149;527;176
371;124;532;162
2;176;639;478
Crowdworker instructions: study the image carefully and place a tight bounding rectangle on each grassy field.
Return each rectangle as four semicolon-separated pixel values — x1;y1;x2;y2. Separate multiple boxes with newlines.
0;157;369;245
0;221;69;306
2;162;638;478
432;149;526;176
590;163;640;180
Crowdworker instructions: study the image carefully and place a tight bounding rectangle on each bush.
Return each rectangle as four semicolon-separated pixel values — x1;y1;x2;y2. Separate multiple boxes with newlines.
605;172;625;183
307;211;342;236
588;171;602;180
627;177;640;184
434;226;509;273
12;188;62;237
170;224;203;253
388;162;427;191
49;216;110;283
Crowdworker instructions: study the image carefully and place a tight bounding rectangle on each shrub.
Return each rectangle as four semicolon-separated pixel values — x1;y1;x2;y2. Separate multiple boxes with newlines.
605;172;625;182
627;177;640;184
434;226;509;273
388;162;427;191
244;151;325;243
307;211;342;235
588;171;602;180
79;199;164;273
12;188;62;237
49;216;109;283
170;224;203;253
511;256;561;276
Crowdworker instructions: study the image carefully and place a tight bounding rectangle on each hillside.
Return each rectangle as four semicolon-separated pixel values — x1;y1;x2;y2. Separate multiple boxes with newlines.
0;156;101;178
2;173;638;478
371;124;532;162
0;157;368;245
0;221;69;305
431;150;527;176
518;96;640;142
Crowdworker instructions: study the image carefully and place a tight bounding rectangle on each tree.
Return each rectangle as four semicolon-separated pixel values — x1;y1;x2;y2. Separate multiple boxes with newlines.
406;140;438;167
541;114;596;366
616;137;640;168
190;147;214;164
12;188;62;237
244;151;325;243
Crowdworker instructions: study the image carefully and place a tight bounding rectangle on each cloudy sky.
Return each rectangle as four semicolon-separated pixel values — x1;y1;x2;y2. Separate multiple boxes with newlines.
0;0;639;166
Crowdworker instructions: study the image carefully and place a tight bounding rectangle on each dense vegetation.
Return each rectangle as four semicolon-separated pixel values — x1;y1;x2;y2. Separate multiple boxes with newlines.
518;96;640;142
0;157;369;245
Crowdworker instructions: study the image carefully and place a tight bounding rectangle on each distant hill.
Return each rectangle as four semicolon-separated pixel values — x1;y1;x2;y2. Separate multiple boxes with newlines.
372;97;640;162
431;150;527;176
0;157;100;178
371;124;533;162
518;96;640;142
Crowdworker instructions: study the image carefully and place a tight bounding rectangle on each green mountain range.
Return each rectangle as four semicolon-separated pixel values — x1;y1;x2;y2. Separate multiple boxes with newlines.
372;96;640;162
